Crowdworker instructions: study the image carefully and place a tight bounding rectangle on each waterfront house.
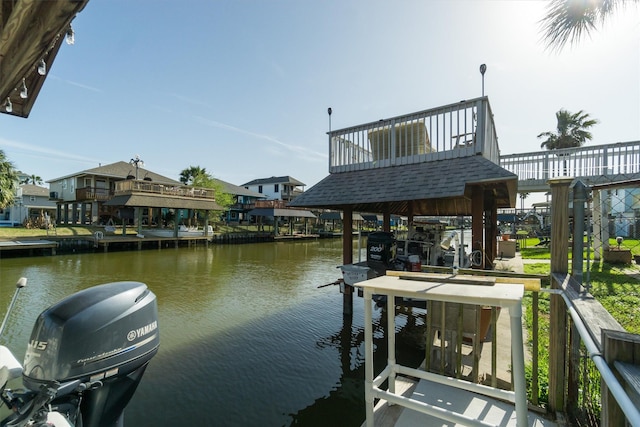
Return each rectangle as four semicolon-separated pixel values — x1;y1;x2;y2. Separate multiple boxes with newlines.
216;179;266;223
242;176;305;202
6;184;57;227
47;161;221;228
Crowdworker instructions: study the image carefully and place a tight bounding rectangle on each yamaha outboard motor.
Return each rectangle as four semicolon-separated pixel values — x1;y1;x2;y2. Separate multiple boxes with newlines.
9;281;159;427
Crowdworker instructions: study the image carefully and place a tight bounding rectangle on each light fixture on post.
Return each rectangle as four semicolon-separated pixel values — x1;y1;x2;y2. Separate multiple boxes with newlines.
20;78;28;99
5;98;12;113
129;155;144;180
65;24;75;45
479;63;487;97
37;59;47;76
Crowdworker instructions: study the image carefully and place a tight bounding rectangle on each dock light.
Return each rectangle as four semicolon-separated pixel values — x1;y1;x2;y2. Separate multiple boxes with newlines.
479;64;487;97
440;231;460;274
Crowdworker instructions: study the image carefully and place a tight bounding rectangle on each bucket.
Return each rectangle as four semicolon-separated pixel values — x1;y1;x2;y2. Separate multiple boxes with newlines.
408;255;421;272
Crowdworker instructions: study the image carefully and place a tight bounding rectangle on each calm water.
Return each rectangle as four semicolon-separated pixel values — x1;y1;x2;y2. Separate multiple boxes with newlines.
0;239;423;426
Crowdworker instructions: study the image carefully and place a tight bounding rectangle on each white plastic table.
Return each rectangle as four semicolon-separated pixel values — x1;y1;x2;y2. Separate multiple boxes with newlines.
361;274;527;427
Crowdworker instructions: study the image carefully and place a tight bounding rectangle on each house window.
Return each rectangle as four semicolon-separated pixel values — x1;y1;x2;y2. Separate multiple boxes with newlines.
274;184;279;193
258;185;262;193
29;196;36;202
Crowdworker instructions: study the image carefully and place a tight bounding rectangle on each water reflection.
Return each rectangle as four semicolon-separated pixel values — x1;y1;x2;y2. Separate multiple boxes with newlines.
0;240;424;426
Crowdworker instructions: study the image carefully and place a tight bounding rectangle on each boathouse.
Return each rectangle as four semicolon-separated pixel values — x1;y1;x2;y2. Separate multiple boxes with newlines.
290;97;518;310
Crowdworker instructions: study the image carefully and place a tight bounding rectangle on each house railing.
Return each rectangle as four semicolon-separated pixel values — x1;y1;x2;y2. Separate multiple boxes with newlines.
76;187;111;201
255;200;289;209
113;180;216;200
229;202;256;210
500;141;640;191
328;97;499;173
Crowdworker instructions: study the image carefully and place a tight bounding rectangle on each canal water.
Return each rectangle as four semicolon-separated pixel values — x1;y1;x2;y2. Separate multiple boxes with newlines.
0;239;424;426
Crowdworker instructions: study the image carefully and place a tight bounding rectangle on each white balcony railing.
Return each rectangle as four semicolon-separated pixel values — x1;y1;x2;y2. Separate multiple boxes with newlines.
500;140;640;189
328;97;499;173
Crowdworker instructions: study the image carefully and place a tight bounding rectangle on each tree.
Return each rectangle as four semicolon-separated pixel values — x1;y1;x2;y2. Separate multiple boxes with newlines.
21;174;43;185
0;150;19;208
179;166;207;185
191;172;234;212
519;192;530;212
538;109;598;150
540;0;634;51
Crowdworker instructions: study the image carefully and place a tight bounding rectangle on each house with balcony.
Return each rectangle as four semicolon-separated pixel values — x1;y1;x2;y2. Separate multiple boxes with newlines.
216;179;266;223
47;161;221;227
242;176;305;202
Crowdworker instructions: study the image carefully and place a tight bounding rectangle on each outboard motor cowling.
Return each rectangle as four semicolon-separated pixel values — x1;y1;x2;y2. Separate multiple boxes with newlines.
22;281;159;427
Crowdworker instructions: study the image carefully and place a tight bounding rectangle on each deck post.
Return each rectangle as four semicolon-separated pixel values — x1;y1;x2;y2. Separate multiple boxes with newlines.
471;186;484;269
548;177;572;414
383;208;391;233
485;200;497;268
342;206;354;317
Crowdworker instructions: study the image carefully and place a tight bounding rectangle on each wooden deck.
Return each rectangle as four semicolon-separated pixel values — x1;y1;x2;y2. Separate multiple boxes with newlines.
0;239;58;255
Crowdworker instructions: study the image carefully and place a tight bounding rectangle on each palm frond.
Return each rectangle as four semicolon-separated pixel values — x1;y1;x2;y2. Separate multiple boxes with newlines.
539;0;629;51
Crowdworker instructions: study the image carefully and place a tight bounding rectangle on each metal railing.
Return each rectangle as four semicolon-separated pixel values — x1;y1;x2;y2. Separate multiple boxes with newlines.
328;97;499;173
113;180;216;200
500;141;640;191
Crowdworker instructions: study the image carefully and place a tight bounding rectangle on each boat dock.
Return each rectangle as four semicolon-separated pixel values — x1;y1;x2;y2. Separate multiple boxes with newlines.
0;239;58;256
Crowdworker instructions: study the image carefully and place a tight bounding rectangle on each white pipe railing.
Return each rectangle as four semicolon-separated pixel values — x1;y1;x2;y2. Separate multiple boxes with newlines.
500;141;640;185
328;97;499;173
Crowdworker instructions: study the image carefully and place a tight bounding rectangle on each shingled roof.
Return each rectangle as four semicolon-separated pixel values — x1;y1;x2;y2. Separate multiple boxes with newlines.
48;161;182;185
289;156;517;216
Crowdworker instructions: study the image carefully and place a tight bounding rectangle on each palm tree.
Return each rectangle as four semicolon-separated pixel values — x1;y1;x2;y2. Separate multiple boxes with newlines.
0;150;18;209
179;166;207;185
520;192;530;212
538;109;598;150
21;174;43;185
540;0;635;51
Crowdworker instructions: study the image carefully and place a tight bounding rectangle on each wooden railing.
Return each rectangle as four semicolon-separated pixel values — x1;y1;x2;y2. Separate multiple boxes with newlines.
76;187;111;201
328;97;499;173
113;180;216;200
254;200;289;209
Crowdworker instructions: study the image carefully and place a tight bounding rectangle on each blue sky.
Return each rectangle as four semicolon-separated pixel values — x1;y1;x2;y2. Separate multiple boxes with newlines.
2;0;639;203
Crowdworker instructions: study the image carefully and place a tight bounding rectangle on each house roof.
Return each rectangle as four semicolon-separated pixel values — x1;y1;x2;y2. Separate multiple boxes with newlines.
242;176;305;187
105;194;222;211
289;156;518;216
215;178;266;198
19;184;49;197
48;161;182;185
0;0;90;118
247;208;316;218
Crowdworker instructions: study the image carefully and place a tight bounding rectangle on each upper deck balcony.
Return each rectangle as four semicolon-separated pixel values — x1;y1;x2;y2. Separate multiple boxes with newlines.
113;180;216;200
329;97;499;174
